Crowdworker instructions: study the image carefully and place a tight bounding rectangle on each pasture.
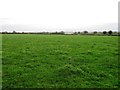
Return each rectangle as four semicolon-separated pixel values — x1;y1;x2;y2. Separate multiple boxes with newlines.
2;34;118;88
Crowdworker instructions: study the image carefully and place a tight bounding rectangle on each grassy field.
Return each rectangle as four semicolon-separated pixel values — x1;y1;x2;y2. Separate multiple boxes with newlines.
2;34;118;88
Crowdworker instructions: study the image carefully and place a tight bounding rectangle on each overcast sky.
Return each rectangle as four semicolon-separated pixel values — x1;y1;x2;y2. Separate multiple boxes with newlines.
0;0;119;32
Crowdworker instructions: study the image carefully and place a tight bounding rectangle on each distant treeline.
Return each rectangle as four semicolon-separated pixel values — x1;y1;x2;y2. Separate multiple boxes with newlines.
1;30;120;36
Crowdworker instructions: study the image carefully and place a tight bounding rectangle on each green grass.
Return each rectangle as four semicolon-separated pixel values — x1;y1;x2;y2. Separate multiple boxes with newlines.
0;34;2;89
2;34;119;88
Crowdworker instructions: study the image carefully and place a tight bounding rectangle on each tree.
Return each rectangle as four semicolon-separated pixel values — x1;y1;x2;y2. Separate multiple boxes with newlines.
118;32;120;36
60;31;64;34
78;32;80;34
103;31;107;34
83;31;88;34
2;31;8;34
22;32;24;34
74;32;78;35
108;30;112;35
13;30;16;34
93;31;97;34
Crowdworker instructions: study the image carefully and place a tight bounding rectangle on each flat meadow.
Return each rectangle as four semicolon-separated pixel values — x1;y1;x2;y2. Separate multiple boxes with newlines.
2;34;119;88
